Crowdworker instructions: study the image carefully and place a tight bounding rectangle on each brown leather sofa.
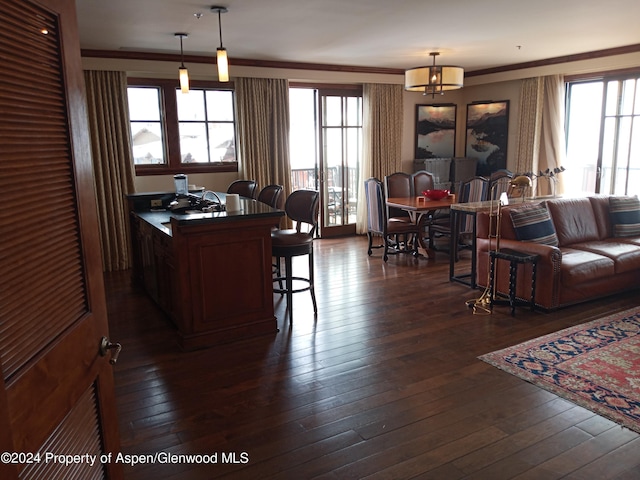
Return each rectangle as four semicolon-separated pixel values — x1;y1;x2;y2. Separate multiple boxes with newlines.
476;196;640;310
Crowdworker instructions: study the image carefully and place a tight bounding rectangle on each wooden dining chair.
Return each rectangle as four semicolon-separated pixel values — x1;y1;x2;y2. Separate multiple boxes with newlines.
488;169;514;200
429;176;489;257
365;177;420;262
384;172;412;222
227;179;258;199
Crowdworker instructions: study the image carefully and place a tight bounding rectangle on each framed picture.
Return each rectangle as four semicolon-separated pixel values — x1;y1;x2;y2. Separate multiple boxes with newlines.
465;100;509;176
415;104;457;159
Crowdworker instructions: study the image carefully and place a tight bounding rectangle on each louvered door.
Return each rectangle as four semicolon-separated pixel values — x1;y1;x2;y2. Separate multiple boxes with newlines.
0;0;122;478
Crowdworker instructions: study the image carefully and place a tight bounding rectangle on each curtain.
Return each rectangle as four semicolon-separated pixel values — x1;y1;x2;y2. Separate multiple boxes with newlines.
515;77;543;177
356;83;403;234
235;77;292;202
539;74;566;196
515;75;566;196
84;70;136;271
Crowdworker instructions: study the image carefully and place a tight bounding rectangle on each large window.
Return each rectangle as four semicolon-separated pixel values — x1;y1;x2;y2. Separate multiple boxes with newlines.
565;74;640;196
128;79;237;175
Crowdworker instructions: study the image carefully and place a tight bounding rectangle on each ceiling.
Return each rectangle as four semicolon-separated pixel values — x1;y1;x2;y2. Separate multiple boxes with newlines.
76;0;640;73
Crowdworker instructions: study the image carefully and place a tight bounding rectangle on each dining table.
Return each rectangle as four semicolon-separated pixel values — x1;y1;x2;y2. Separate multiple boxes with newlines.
385;194;457;258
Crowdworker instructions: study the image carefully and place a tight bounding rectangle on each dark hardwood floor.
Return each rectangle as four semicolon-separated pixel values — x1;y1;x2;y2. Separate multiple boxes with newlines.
104;235;640;479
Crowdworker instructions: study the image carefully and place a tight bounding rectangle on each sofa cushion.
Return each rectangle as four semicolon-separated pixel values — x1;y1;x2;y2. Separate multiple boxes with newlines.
588;195;614;239
546;198;599;246
559;248;615;285
510;204;559;246
571;239;640;274
609;195;640;237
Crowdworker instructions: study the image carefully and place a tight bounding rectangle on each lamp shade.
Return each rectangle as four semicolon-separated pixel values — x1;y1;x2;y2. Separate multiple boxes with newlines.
510;175;533;188
217;48;229;82
179;66;189;93
405;65;464;94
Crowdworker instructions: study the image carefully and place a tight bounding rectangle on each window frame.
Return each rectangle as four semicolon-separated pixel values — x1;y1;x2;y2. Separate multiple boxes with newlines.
565;69;640;195
128;77;238;176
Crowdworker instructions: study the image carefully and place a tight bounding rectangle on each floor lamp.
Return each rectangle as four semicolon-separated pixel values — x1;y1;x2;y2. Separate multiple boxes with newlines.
467;175;532;315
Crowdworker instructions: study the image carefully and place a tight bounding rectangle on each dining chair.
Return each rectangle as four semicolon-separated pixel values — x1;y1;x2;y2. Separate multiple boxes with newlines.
384;172;412;222
411;170;435;196
227;179;258;199
429;176;489;257
365;177;420;262
411;170;443;244
271;189;319;326
257;184;284;209
488;169;514;200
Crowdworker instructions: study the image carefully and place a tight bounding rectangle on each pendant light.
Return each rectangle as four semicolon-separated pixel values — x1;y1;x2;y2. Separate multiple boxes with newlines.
175;33;189;93
211;6;229;82
405;52;464;98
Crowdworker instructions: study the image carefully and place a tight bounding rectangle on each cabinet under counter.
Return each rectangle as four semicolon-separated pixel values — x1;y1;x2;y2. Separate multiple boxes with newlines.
128;194;284;350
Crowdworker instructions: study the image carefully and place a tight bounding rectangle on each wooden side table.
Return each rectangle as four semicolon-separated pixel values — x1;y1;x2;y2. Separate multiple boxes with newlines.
489;248;539;315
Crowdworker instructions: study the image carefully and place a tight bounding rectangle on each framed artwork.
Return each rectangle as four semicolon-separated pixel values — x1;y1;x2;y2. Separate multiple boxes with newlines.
465;100;509;176
414;104;457;159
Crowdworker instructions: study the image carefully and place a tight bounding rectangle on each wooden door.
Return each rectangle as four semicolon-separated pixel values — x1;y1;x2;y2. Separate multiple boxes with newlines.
0;0;122;478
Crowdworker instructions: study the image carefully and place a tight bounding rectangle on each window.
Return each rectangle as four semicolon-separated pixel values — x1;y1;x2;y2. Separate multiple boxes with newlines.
128;78;237;175
129;86;165;165
565;74;640;196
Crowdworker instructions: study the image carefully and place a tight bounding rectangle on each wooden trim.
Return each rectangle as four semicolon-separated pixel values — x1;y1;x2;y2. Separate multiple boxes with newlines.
85;44;640;80
565;66;640;83
466;43;640;78
289;82;363;90
82;49;404;75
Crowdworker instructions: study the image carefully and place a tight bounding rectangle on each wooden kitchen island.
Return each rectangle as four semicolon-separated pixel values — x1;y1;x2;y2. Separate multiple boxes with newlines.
128;192;285;350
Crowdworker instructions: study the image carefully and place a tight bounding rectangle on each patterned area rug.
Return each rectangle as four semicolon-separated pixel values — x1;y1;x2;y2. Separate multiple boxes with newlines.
480;308;640;433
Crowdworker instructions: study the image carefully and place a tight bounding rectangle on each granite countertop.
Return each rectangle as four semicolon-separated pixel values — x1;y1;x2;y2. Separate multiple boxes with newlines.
133;195;283;236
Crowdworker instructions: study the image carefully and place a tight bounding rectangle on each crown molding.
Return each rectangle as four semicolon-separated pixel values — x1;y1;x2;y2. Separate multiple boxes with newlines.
80;49;404;76
466;43;640;77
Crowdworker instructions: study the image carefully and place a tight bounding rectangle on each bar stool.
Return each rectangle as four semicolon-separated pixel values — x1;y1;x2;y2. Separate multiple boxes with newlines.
271;189;319;325
227;179;258;199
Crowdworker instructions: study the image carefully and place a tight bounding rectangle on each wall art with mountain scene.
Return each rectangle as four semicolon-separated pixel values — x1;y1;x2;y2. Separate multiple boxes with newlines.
465;100;509;177
414;104;457;159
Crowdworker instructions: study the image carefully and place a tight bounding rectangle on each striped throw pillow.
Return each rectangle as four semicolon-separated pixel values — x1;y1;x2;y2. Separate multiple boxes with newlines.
510;205;559;246
610;196;640;237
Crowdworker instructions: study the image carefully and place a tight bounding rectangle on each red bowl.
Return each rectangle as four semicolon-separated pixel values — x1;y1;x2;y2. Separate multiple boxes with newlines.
422;189;450;200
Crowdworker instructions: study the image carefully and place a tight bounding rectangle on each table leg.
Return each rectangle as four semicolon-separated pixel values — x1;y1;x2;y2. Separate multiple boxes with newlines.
508;260;517;316
530;259;537;311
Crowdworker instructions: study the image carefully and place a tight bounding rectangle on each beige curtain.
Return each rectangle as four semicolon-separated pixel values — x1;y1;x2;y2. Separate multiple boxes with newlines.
515;77;543;177
235;77;292;200
356;83;403;234
539;75;566;196
515;75;566;196
84;70;136;271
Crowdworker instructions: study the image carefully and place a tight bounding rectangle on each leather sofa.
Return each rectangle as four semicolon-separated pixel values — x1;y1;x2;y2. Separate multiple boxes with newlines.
476;195;640;310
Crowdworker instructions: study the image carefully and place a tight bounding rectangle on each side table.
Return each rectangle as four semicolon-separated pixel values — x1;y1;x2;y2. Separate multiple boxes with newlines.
489;248;539;316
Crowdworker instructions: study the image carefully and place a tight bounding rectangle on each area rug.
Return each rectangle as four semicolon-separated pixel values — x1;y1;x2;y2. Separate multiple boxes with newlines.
479;308;640;433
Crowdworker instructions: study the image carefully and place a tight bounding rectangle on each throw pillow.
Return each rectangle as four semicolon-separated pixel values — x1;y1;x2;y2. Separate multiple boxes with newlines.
510;204;559;246
609;195;640;237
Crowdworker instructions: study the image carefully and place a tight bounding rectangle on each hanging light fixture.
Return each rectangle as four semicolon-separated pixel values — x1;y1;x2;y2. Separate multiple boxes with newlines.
175;33;189;93
211;6;229;82
405;52;464;98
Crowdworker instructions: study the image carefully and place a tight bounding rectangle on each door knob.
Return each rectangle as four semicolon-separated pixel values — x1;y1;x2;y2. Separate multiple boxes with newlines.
100;336;122;365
